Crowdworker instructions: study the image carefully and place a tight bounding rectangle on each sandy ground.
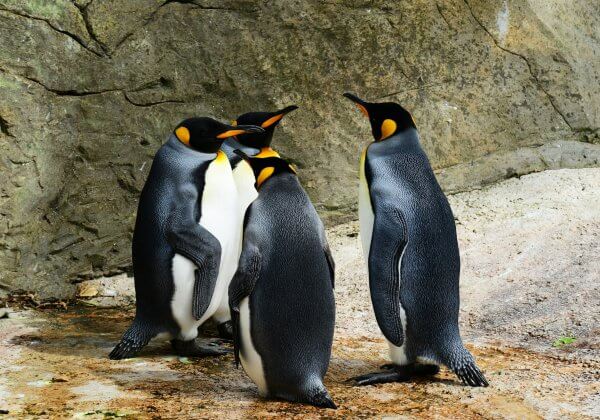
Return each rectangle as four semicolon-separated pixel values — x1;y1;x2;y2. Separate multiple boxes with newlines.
1;168;599;419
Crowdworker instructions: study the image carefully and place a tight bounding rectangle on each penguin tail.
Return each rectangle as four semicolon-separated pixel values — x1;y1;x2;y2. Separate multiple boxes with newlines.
109;320;153;360
304;384;337;409
443;344;489;387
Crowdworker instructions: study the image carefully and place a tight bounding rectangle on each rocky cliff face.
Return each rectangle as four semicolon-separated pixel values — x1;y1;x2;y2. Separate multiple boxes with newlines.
0;0;598;298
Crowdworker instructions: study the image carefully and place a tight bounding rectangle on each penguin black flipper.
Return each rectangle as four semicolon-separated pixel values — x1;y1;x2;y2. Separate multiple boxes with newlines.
164;188;222;320
316;221;335;289
368;203;408;347
228;239;262;366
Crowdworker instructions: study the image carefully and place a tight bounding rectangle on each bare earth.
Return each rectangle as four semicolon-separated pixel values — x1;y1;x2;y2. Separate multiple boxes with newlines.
1;168;599;419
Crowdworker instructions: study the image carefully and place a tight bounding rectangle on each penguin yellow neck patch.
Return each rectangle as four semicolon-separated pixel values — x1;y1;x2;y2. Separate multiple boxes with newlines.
214;150;228;164
256;147;280;158
380;119;397;141
261;114;284;128
256;167;275;187
175;126;190;146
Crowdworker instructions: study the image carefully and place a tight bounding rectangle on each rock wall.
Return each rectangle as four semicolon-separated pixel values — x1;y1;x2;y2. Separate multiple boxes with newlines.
0;0;598;298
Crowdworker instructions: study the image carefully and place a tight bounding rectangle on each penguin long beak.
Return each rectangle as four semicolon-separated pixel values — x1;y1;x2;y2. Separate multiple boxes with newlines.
278;105;299;114
216;125;264;139
260;105;299;129
343;92;370;118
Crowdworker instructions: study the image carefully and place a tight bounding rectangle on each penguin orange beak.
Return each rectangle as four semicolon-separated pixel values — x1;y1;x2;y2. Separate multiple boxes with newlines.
343;92;370;118
260;105;299;128
216;125;264;139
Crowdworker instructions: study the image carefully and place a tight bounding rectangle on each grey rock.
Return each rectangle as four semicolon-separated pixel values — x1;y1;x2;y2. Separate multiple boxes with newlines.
0;1;598;298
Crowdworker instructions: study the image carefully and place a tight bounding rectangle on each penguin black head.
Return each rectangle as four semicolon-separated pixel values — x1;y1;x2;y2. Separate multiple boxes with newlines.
343;93;416;141
232;105;298;148
234;149;296;189
174;117;264;153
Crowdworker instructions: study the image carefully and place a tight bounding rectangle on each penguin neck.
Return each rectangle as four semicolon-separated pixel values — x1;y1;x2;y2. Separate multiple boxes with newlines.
370;128;420;154
167;135;218;161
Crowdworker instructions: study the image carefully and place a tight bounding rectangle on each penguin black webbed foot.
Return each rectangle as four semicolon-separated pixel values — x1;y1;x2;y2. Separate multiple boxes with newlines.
348;363;440;386
217;321;234;340
109;338;142;360
171;339;231;357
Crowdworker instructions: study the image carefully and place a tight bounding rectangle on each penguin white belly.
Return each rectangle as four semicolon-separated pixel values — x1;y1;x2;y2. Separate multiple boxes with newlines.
358;153;374;260
239;297;268;396
359;150;410;366
211;161;259;323
171;153;239;340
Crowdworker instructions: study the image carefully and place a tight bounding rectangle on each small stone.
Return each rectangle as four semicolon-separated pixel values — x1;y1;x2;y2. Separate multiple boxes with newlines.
78;284;99;298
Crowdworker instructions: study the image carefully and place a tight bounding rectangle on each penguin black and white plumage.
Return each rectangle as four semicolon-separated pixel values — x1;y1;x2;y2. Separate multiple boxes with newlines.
343;93;488;387
228;151;337;409
221;105;299;201
109;118;263;360
213;106;298;339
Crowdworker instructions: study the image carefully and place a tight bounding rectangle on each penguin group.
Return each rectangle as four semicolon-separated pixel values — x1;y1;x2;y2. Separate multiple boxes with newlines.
110;94;488;409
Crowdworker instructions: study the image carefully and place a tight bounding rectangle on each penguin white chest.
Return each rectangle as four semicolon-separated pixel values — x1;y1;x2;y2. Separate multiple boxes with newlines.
358;151;374;260
171;154;239;340
239;297;268;396
211;160;259;323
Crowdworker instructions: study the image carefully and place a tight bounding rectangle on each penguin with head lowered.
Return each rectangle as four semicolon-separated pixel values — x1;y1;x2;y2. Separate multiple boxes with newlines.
211;105;298;339
109;117;263;359
229;150;337;408
221;105;298;163
343;93;488;387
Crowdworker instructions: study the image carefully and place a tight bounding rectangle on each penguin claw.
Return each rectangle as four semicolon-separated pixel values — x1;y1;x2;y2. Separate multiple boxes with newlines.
455;363;489;387
109;338;140;360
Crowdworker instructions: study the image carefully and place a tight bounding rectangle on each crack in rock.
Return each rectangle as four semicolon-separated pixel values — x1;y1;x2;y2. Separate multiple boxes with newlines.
0;7;103;58
71;0;110;57
0;114;14;137
2;67;183;106
462;0;573;131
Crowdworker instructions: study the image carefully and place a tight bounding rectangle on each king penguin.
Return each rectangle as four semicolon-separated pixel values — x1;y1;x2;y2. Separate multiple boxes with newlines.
109;118;263;359
228;151;337;408
212;105;298;339
343;93;488;387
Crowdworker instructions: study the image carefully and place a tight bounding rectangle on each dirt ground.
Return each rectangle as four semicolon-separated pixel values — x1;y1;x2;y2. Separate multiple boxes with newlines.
1;168;599;419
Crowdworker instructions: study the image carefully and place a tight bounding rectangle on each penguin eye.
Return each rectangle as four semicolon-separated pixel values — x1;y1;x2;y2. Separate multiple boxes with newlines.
379;119;397;141
175;126;191;146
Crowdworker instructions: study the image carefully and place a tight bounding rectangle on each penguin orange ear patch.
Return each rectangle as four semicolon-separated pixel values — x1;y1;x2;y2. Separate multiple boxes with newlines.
380;119;397;141
261;113;284;128
175;126;190;145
